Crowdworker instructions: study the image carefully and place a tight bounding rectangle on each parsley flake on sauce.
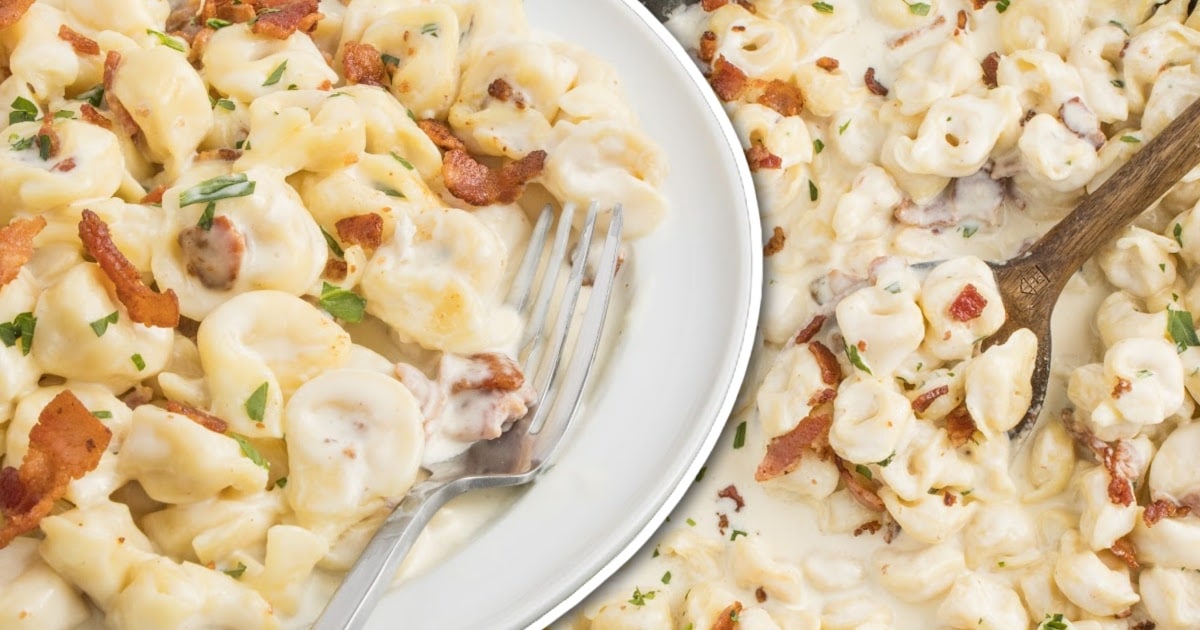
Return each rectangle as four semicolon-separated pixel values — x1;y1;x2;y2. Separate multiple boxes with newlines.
131;353;146;371
89;311;119;337
245;383;269;422
262;60;288;87
845;343;872;374
0;312;36;355
9;96;38;124
231;433;269;470
906;2;931;16
813;1;834;13
146;29;186;53
733;421;747;449
76;85;105;108
1167;308;1200;353
179;173;257;207
319;283;367;323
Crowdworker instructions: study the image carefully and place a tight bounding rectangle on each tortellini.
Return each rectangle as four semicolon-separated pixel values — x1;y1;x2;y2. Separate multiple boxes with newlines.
201;25;338;103
0;119;125;220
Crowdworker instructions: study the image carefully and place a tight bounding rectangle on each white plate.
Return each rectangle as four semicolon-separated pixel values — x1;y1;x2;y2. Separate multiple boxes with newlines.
367;1;760;627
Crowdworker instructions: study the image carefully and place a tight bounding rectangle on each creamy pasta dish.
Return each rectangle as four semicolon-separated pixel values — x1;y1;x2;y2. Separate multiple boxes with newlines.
0;0;667;627
577;0;1200;629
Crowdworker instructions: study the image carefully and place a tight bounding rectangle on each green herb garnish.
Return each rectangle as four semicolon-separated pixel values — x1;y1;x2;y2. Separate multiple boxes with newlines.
231;433;269;470
845;343;872;374
390;151;415;170
813;1;834;13
89;311;119;337
146;29;186;52
179;173;256;207
131;353;146;370
9;96;38;124
1167;308;1200;353
319;282;367;323
733;421;747;449
262;60;287;86
0;312;35;355
245;383;269;422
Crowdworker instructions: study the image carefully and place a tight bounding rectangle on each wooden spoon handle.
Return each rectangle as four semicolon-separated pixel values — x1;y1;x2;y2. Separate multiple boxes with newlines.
1018;96;1200;282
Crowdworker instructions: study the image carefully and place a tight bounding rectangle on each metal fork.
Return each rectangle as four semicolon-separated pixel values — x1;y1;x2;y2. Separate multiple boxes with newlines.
313;202;623;630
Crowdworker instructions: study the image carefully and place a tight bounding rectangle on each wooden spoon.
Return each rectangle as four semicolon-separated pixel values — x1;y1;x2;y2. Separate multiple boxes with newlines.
991;96;1200;441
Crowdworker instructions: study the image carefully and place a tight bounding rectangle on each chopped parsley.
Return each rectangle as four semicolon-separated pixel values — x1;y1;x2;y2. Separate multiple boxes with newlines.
131;353;146;371
876;451;896;467
89;311;119;337
730;529;748;540
1120;135;1141;143
197;202;216;230
996;0;1011;13
845;343;872;374
213;98;236;111
146;29;186;53
1175;222;1184;247
420;22;440;36
9;96;38;124
223;562;247;578
245;383;269;422
390;151;415;170
319;282;367;323
906;2;931;16
838;118;851;134
733;421;747;449
92;410;113;419
262;60;288;87
962;224;979;238
274;476;288;489
0;312;36;355
231;433;269;470
661;571;672;585
377;186;406;198
53;110;75;119
855;463;873;480
1111;79;1125;88
179;173;257;207
813;138;825;154
1041;614;1068;630
76;85;104;108
809;180;819;202
321;227;345;258
628;587;656;606
686;517;696;526
381;53;401;67
694;465;707;483
1167;308;1200;353
36;133;52;160
9;134;33;151
884;282;902;294
206;17;232;29
813;1;834;13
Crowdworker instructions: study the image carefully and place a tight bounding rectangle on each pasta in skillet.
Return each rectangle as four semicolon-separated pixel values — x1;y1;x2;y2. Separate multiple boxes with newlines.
0;0;666;627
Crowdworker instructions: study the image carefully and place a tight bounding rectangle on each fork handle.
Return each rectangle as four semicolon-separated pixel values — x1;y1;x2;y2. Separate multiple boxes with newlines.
313;480;460;630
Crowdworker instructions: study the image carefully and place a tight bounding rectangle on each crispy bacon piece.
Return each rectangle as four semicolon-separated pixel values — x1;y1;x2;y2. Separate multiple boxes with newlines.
912;385;950;414
201;0;256;24
165;401;228;434
709;56;749;102
854;520;882;536
1144;498;1192;527
79;104;113;131
36;119;61;160
1110;537;1139;569
754;79;804;116
417;119;468;152
816;56;840;72
944;405;978;447
971;0;991;8
864;67;888;96
711;602;744;630
716;512;729;534
488;78;514;102
981;52;1000;89
745;142;782;171
948;283;988;321
442;148;546;206
103;52;142;141
701;0;728;9
889;14;947;49
335;213;384;251
755;403;833;481
955;9;968;32
1101;443;1135;507
943;490;957;506
809;341;842;386
187;26;215;63
794;315;827;345
0;391;111;549
0;0;33;30
755;587;767;603
50;157;76;173
807;388;836;406
342;41;388;87
251;0;320;39
717;484;745;512
451;353;525;393
196;148;242;162
0;216;46;289
323;257;349;281
698;31;718;64
710;57;803;116
140;185;167;205
78;210;180;328
1112;378;1132;399
57;24;99;55
120;385;154;410
177;216;245;291
838;458;886;511
763;226;786;256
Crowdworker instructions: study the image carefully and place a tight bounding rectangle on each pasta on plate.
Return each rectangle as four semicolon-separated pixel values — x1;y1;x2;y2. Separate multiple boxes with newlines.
0;0;667;627
576;0;1200;629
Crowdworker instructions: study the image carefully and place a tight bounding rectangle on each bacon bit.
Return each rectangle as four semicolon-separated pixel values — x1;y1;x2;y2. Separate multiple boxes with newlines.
854;520;883;536
78;210;180;328
0;0;34;30
709;56;749;102
807;388;836;406
717;485;746;511
1020;109;1037;125
698;31;718;64
948;284;988;321
0;216;46;290
809;341;842;386
864;67;888;96
1060;97;1106;149
79;104;113;131
816;56;840;72
754;587;767;603
1101;444;1135;507
201;0;256;24
103;52;142;141
35;119;60;160
838;458;885;512
451;353;525;393
971;0;991;8
755;404;833;481
177;216;245;291
745;142;782;171
187;26;215;63
911;385;950;414
140;185;167;205
335;213;384;251
717;512;729;535
57;25;100;55
196;148;242;162
794;314;827;344
342;41;388;87
1112;378;1132;399
1109;537;1139;570
487;78;514;102
1130;622;1155;630
955;10;968;32
753;79;804;117
944;405;978;447
711;602;743;630
120;385;154;410
164;401;229;434
417;119;468;153
165;0;201;32
442;149;546;206
889;14;947;49
700;0;728;9
0;391;111;549
1143;498;1191;527
50;157;76;173
322;257;349;281
763;226;786;256
251;0;320;39
981;52;1000;89
943;491;957;506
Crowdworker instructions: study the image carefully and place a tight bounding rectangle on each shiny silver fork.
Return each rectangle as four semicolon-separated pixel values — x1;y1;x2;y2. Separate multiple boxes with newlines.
314;202;623;630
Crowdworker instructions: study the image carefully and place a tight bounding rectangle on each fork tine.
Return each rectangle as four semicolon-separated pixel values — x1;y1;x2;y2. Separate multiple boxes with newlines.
527;204;622;439
524;202;600;432
521;203;579;351
506;204;555;311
